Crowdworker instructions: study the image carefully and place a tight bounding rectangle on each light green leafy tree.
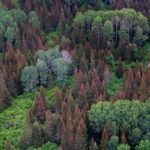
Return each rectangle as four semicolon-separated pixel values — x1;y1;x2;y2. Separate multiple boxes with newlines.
52;57;69;85
4;26;16;42
134;26;148;45
88;101;112;132
103;20;114;41
88;100;141;133
21;66;39;92
28;11;39;30
117;144;130;150
119;25;129;42
135;140;150;150
36;59;48;86
35;50;47;62
10;9;27;25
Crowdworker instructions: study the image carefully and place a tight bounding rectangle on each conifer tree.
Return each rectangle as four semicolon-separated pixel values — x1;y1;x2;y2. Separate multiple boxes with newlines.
100;124;109;150
90;138;98;150
121;131;127;144
66;115;74;150
32;122;43;148
61;125;68;150
77;84;86;108
18;114;33;149
34;87;47;122
74;124;87;150
58;145;63;150
116;58;124;78
5;140;13;150
80;54;89;73
0;73;11;111
54;90;62;112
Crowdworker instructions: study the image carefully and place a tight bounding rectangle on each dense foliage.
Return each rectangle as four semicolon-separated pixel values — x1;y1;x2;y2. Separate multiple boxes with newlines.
0;0;150;149
88;100;150;148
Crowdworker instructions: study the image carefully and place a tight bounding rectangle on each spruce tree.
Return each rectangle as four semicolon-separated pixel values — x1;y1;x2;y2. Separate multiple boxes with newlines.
0;73;11;111
32;122;43;148
5;140;13;150
74;124;87;150
100;124;109;150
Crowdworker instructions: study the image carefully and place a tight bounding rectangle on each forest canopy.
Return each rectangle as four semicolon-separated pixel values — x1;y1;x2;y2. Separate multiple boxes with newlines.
0;0;150;150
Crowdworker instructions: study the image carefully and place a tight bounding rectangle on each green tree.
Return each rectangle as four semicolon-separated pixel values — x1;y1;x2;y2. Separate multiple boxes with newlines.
21;66;39;92
119;26;129;42
36;59;48;86
0;22;5;34
135;140;150;150
35;50;47;63
74;12;85;28
28;11;39;29
52;58;69;85
139;100;150;134
117;144;130;150
0;13;14;28
88;101;111;132
46;47;61;61
137;14;149;32
4;26;16;42
129;128;141;147
103;20;114;42
134;27;148;45
107;135;119;150
10;9;27;25
88;100;141;133
40;141;58;150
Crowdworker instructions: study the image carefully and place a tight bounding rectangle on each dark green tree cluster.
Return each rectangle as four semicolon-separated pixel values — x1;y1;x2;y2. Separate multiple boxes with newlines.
21;47;71;92
88;100;150;149
0;6;41;51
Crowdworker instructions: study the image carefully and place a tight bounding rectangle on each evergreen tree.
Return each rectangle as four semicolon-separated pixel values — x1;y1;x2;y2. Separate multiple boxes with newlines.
0;73;11;111
5;140;13;150
100;124;109;150
116;58;124;78
108;135;119;150
18;114;33;149
74;124;87;150
90;138;98;150
32;122;44;148
35;90;47;122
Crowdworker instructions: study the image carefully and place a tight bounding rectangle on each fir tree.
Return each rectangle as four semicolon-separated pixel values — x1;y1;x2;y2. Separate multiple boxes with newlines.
5;140;13;150
0;73;11;112
32;122;44;148
74;124;87;150
100;124;109;150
